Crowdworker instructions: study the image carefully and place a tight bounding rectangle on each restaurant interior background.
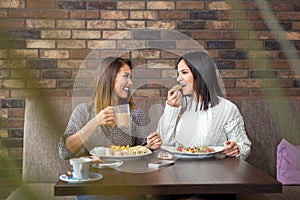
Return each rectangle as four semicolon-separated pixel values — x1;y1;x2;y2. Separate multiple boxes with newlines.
0;0;300;199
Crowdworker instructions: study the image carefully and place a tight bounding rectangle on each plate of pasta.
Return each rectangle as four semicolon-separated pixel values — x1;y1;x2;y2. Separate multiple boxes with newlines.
162;145;224;159
90;145;152;159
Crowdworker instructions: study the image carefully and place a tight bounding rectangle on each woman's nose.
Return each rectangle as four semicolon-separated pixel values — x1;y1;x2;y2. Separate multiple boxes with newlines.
128;77;133;86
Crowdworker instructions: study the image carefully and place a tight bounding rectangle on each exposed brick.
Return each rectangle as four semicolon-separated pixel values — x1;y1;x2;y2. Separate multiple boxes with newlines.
192;30;220;39
0;50;8;58
293;22;300;30
10;69;40;79
208;1;231;10
263;79;292;88
87;40;116;49
39;10;69;19
248;11;263;20
177;21;205;30
176;1;204;10
0;19;25;28
40;89;71;97
147;60;175;69
249;31;276;40
9;109;24;118
249;89;280;97
206;21;233;30
70;50;91;59
0;70;9;78
11;30;40;39
102;30;131;39
87;20;116;29
279;51;300;59
40;50;69;59
28;59;57;69
42;69;72;79
131;11;158;19
86;1;116;10
235;21;263;30
278;12;300;20
27;40;55;49
237;79;263;88
222;79;235;88
1;99;24;108
0;90;9;98
0;39;25;49
70;10;100;19
132;69;161;79
0;10;7;18
294;79;300;88
159;11;187;20
284;31;300;40
132;89;160;97
57;1;86;10
117;40;146;50
207;41;235;49
101;10;129;19
9;49;38;58
26;19;55;29
265;41;281;50
296;3;300;11
162;69;177;78
132;29;160;40
0;0;25;8
41;30;71;39
250;70;277;79
147;21;175;29
219;11;247;20
270;60;292;69
0;109;8;118
58;60;83;69
0;129;8;138
57;80;75;89
282;89;300;96
148;41;176;50
191;11;218;20
220;69;248;78
57;40;86;49
117;1;145;9
72;30;101;39
220;51;248;59
0;80;25;89
236;40;263;49
27;79;56;88
249;50;276;60
10;129;23;138
56;20;85;29
147;1;175;10
215;60;235;69
26;0;55;9
9;147;23;158
118;20;145;29
8;9;38;18
265;22;293;31
278;70;300;79
132;50;160;59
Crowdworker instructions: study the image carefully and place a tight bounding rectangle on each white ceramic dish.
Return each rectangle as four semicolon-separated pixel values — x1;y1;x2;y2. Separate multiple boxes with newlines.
89;147;152;159
162;146;224;159
59;172;103;183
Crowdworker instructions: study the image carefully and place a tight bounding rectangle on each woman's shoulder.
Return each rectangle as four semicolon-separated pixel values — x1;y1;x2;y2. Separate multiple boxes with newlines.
73;101;94;113
217;97;240;111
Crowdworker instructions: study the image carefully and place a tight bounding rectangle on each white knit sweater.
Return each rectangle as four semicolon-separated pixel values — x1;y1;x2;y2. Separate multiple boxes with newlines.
156;97;251;160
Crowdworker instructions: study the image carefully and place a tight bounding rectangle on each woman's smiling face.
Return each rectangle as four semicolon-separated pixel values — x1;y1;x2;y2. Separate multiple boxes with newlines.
113;64;132;99
177;59;194;96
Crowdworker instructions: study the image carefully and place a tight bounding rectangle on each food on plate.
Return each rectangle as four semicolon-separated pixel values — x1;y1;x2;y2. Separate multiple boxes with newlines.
177;146;215;153
105;145;149;156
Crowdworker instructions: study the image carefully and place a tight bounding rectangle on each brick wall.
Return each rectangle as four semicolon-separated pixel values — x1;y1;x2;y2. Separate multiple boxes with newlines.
0;0;300;198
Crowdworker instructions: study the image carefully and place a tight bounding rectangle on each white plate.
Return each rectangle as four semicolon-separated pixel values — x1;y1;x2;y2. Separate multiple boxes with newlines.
162;146;224;159
89;147;152;159
59;172;103;183
92;159;123;169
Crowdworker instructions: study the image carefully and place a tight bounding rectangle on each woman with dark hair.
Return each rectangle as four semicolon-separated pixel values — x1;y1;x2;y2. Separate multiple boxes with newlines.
59;57;162;160
157;51;251;160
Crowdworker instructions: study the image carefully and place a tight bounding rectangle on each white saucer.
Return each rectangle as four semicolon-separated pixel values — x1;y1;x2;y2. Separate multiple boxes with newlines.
93;159;123;169
59;172;103;183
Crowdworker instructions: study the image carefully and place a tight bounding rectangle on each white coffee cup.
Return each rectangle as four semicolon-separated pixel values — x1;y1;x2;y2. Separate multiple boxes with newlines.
113;104;130;127
69;157;92;179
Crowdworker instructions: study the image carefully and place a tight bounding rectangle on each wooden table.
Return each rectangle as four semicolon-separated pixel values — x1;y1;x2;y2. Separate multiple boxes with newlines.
54;151;282;198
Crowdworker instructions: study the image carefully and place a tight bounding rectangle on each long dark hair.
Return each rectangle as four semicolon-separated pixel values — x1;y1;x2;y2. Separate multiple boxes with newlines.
94;57;135;114
177;51;224;111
